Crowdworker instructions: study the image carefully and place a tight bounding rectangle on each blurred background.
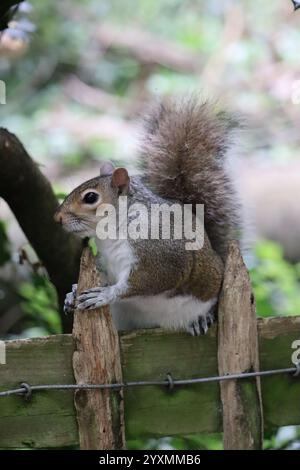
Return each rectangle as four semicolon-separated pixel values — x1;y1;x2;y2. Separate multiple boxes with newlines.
0;0;300;450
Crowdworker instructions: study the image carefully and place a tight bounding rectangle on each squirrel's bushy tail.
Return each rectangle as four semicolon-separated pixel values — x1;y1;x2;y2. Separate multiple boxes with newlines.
139;96;242;260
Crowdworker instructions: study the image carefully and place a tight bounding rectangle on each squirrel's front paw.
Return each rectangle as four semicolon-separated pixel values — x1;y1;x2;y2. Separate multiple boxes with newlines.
64;283;78;314
187;311;215;336
77;286;113;310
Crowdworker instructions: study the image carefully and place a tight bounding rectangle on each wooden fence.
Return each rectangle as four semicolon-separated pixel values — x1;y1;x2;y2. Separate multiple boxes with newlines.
0;242;300;450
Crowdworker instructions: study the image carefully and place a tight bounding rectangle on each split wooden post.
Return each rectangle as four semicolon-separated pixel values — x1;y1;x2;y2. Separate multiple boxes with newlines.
72;247;125;450
218;241;264;450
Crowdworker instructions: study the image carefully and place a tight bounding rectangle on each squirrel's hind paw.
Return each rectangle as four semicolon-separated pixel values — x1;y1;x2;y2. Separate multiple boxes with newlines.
187;311;215;336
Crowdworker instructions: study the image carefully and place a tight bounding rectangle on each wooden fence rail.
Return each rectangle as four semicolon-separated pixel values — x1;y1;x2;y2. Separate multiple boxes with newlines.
0;316;299;449
0;245;300;449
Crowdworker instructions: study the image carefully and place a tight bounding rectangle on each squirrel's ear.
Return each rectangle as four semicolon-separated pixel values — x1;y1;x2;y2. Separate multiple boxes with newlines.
111;168;130;194
100;161;115;176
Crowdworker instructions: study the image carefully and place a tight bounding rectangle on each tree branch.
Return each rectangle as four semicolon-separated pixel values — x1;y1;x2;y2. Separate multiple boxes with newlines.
0;128;82;332
96;24;201;73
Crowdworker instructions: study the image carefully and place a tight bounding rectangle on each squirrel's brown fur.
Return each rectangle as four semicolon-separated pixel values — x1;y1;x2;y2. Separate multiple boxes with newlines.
139;97;241;260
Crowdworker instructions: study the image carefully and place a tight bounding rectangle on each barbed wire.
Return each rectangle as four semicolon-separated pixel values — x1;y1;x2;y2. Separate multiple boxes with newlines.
0;365;299;399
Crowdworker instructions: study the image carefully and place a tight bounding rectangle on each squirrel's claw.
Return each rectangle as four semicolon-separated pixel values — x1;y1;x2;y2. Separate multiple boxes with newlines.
63;284;78;315
77;286;111;310
64;284;111;312
187;311;215;336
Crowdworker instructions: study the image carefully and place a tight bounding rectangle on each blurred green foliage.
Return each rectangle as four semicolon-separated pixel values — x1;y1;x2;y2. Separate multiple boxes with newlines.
264;425;300;450
19;274;61;335
0;221;11;266
250;240;300;317
1;0;299;167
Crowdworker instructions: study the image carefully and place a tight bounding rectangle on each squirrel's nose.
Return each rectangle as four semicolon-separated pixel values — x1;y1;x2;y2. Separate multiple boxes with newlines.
54;211;63;224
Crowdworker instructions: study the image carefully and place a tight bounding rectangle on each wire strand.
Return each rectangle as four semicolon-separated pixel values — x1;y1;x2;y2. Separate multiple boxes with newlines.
0;365;298;398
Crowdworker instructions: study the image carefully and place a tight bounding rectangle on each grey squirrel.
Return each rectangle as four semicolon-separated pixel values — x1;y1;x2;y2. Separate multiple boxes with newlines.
54;97;242;335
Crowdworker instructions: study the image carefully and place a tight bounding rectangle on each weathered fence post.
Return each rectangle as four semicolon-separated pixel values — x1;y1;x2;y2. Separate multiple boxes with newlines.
72;247;125;449
218;241;264;450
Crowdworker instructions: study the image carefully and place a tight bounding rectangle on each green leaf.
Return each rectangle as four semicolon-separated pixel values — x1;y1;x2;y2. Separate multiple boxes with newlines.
0;220;11;266
88;237;98;256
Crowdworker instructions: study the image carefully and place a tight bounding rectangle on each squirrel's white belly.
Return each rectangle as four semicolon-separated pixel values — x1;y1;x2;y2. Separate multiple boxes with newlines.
110;294;217;332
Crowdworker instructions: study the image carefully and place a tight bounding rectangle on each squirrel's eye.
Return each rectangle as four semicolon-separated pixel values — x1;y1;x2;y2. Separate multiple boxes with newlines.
82;192;99;204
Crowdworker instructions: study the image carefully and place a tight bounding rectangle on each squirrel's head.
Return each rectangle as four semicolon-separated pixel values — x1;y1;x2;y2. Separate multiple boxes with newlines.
54;161;130;238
